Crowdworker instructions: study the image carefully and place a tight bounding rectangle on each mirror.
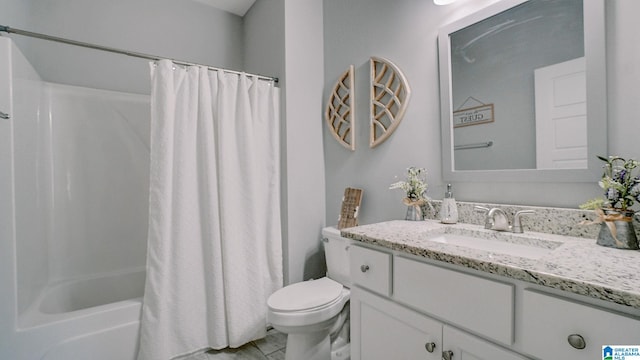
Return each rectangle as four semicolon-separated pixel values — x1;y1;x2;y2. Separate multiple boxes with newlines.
438;0;606;182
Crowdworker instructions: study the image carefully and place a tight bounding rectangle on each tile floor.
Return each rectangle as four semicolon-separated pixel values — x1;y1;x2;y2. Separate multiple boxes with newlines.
184;328;287;360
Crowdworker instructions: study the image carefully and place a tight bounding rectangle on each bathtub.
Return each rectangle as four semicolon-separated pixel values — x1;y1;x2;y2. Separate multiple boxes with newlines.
0;36;150;359
38;269;145;315
18;268;146;360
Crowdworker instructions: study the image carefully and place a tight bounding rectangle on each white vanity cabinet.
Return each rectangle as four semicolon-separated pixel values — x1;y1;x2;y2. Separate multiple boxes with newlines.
350;287;528;360
348;243;640;360
349;245;526;360
442;326;528;360
520;290;640;360
351;287;442;360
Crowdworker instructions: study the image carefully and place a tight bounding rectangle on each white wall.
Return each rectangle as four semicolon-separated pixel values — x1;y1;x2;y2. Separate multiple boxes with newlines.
283;0;326;283
323;0;640;225
0;0;244;95
0;37;19;356
0;0;29;33
11;45;48;315
607;0;640;163
246;0;327;284
322;0;496;225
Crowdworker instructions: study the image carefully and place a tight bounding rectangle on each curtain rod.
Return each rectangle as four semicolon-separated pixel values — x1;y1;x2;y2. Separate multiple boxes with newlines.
0;25;279;83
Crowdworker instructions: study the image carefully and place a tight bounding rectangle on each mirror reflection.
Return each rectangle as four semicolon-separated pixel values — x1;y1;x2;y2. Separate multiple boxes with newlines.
450;0;585;171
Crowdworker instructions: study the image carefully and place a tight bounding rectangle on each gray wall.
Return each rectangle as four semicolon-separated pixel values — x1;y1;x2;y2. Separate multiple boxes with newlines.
323;0;640;225
246;0;327;284
0;0;244;94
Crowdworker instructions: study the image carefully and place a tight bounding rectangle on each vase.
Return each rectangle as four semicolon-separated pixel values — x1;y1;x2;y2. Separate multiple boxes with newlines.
596;209;638;250
405;205;423;221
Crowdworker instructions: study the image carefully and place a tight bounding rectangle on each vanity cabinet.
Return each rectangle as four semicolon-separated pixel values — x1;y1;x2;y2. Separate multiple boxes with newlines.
348;243;640;360
349;245;526;360
443;326;528;360
394;256;514;345
521;290;640;360
351;287;526;360
351;287;441;360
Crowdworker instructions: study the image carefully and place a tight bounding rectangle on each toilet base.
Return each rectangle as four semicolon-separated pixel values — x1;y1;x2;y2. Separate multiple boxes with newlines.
285;330;331;360
331;343;350;360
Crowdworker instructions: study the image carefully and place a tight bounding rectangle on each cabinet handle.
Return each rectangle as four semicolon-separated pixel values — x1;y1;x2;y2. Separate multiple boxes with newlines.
567;334;586;349
360;264;370;273
442;350;454;360
425;342;436;353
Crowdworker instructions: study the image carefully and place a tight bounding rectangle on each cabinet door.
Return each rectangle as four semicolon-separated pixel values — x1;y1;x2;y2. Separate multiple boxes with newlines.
521;290;640;360
442;326;529;360
351;287;442;360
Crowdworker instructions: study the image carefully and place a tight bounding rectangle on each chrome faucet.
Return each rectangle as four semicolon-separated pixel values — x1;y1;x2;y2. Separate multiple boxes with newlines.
511;210;535;233
474;206;535;233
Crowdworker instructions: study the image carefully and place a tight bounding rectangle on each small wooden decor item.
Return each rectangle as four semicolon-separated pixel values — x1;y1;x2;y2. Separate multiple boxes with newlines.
325;65;356;151
338;187;363;229
370;57;411;148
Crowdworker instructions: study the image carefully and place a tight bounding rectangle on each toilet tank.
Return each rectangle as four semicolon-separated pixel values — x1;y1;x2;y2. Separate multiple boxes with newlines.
322;227;353;288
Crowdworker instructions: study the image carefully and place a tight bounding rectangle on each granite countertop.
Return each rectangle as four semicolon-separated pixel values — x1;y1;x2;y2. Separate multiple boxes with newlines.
341;220;640;310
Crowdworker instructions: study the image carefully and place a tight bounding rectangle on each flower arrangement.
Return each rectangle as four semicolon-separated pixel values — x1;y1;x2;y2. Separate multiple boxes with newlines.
389;167;428;202
580;156;640;211
580;156;640;249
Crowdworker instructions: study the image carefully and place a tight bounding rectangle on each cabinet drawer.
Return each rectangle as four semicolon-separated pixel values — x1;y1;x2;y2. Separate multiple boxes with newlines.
521;290;640;360
349;245;391;296
394;256;514;345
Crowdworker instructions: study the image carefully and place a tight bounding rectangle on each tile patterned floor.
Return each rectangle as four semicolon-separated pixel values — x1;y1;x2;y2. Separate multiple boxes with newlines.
184;328;287;360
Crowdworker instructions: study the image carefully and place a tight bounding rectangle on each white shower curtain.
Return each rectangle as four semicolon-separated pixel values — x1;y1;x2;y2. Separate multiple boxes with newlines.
137;60;282;360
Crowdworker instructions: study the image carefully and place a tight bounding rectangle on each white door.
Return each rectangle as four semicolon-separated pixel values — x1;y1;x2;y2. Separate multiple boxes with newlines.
534;57;587;169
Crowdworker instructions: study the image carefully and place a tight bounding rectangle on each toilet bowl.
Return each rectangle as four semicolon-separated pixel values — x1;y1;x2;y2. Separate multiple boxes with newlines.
267;227;352;360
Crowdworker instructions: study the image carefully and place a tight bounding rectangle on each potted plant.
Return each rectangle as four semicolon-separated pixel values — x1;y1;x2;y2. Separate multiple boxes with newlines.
581;156;640;249
390;167;431;221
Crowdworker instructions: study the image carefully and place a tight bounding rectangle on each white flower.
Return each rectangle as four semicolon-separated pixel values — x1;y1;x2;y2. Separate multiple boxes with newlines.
390;167;428;201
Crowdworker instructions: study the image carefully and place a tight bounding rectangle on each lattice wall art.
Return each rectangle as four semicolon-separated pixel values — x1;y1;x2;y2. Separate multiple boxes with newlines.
369;57;411;148
325;65;355;151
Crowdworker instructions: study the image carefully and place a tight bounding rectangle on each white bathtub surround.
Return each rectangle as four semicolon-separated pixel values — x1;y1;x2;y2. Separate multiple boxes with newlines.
0;37;150;359
138;60;283;360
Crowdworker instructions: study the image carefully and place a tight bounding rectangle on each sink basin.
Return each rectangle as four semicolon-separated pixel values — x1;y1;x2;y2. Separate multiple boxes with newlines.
423;227;562;259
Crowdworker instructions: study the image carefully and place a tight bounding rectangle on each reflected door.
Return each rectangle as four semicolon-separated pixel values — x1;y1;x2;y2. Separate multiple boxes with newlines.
535;57;587;169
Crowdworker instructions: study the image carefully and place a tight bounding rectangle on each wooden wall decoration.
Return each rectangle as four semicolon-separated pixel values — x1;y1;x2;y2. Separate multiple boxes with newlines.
369;57;411;148
325;65;355;151
338;187;363;229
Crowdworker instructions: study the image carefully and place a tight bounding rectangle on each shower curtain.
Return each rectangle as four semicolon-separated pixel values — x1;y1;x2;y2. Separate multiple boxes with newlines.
137;60;282;360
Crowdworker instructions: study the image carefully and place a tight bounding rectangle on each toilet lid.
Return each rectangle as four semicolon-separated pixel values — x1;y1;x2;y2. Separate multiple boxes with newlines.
268;277;343;312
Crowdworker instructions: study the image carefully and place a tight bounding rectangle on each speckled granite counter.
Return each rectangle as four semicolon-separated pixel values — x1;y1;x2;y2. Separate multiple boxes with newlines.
341;220;640;310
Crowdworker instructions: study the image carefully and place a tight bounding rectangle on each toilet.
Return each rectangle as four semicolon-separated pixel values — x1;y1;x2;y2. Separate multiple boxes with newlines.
267;227;352;360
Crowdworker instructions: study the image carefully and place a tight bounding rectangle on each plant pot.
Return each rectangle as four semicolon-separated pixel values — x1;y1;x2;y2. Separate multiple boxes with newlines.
596;209;638;250
405;205;423;221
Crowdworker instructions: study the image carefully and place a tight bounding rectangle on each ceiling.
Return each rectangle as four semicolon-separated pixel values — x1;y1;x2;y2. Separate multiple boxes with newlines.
191;0;257;16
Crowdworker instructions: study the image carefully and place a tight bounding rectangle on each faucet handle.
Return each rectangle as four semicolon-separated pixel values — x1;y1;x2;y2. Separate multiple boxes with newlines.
512;210;535;233
474;205;490;213
474;206;491;229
